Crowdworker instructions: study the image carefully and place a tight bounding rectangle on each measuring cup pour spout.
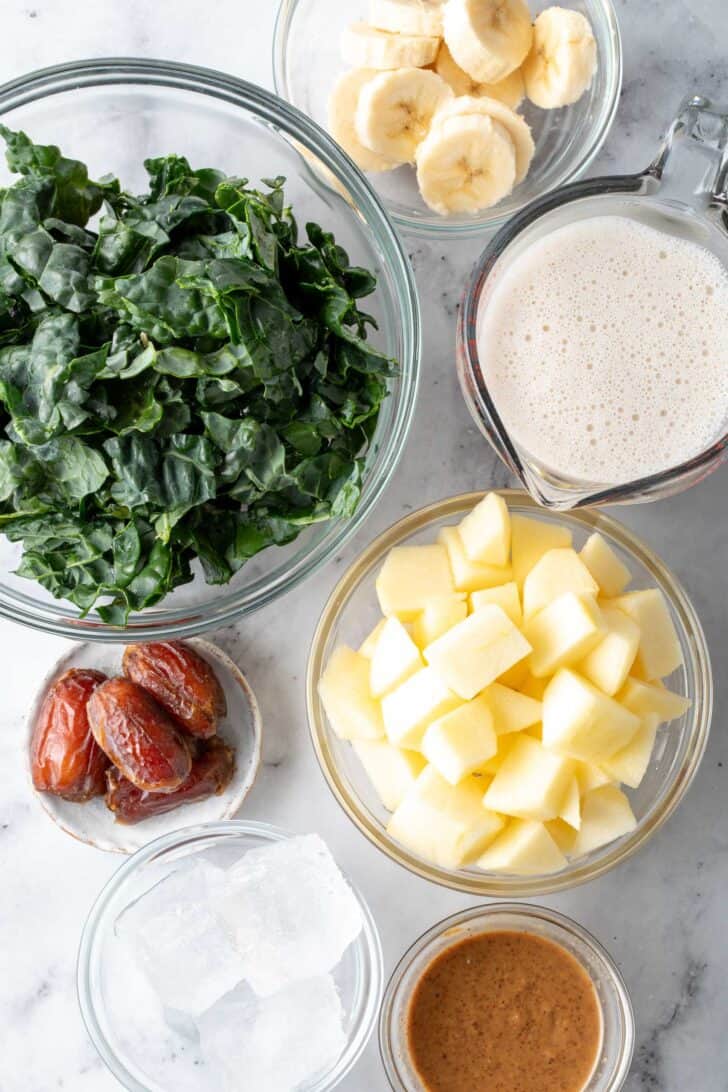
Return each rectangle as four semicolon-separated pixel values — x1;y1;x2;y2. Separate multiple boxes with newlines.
457;92;728;510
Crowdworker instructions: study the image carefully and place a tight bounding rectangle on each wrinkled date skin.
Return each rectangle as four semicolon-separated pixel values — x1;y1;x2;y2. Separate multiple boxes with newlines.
122;642;227;739
87;677;192;793
31;668;111;801
105;737;236;824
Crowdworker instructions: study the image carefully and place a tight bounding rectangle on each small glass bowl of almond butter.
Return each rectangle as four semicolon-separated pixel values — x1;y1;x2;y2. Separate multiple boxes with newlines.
274;0;622;236
306;491;712;896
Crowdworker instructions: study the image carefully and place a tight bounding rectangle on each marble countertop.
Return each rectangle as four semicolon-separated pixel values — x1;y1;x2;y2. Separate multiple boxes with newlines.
1;2;726;1090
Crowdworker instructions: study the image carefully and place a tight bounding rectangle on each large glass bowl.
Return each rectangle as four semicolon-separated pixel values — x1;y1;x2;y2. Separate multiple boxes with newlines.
77;821;384;1092
273;0;622;238
306;491;712;897
380;904;634;1091
0;59;420;641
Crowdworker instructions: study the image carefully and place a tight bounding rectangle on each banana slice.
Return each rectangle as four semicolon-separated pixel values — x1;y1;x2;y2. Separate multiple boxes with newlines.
443;0;533;84
432;94;534;182
328;70;397;173
369;0;446;37
342;21;440;70
356;68;454;164
523;7;597;109
434;43;525;108
416;112;517;214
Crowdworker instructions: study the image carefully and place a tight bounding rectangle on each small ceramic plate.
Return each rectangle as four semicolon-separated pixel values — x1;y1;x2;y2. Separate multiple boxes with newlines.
25;639;262;854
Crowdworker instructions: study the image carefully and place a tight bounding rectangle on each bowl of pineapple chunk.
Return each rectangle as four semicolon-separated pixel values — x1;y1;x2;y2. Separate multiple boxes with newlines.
308;491;711;894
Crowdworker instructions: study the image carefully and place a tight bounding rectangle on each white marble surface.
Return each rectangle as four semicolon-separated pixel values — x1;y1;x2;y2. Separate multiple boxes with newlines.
1;2;727;1090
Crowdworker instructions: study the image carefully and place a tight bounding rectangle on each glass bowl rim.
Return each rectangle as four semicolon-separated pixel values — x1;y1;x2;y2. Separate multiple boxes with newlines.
457;175;728;507
272;0;623;239
306;489;713;896
378;901;635;1091
0;57;421;642
76;818;385;1092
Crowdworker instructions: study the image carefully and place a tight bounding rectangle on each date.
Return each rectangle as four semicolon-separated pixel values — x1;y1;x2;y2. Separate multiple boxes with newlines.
105;737;236;824
122;641;227;739
87;677;192;793
31;669;110;801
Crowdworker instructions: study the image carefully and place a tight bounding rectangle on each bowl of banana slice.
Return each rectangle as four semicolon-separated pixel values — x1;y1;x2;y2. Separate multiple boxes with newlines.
274;0;622;236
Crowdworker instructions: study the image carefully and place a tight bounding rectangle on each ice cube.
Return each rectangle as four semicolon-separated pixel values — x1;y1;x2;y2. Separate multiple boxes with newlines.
217;833;363;997
163;1007;199;1043
104;932;207;1092
197;976;347;1092
116;858;246;1016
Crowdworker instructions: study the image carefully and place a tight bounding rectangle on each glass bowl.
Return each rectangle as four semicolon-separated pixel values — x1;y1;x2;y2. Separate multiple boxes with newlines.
273;0;622;238
0;59;420;641
306;490;712;896
77;820;384;1092
380;903;634;1091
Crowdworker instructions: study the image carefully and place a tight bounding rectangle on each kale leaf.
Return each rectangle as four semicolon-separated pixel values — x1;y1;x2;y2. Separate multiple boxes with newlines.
0;130;395;619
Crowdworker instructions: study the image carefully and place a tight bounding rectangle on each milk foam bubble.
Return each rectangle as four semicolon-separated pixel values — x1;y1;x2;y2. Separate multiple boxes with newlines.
479;216;728;484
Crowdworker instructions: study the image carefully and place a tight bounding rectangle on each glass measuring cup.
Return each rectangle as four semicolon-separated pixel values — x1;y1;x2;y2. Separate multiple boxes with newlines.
457;94;728;509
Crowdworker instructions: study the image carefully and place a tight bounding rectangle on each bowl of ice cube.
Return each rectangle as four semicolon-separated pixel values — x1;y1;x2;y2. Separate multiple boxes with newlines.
307;490;712;897
77;821;383;1092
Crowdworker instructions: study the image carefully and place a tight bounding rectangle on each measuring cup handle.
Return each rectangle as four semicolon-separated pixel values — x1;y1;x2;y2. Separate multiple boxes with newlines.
647;94;728;209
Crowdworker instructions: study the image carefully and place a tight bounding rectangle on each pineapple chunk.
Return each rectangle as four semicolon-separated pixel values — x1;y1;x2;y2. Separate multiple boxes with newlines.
546;818;578;855
477;733;519;775
569;784;637;857
359;618;387;659
611;589;683;680
511;515;573;587
318;646;384;741
470;771;493;792
458;492;511;567
600;714;659;788
478;819;567;875
617;677;690;724
523;548;599;620
524;592;605;677
520;673;548;700
421;695;497;785
485;682;541;735
579;606;639;696
579;533;631;597
425;605;532;700
574;760;612;795
369;617;423;698
381;667;461;749
498;659;530;690
559;778;581;830
376;544;454;620
411;596;467;649
387;767;505;869
483;734;575;821
627;659;651;681
470;582;522;627
352;739;426;811
438;526;512;593
542;669;640;762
